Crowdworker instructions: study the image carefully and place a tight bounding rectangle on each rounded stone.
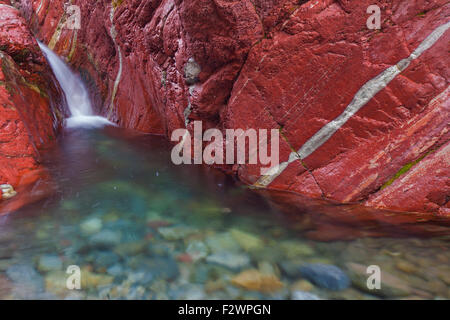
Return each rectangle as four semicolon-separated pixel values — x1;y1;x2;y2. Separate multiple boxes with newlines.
299;263;350;291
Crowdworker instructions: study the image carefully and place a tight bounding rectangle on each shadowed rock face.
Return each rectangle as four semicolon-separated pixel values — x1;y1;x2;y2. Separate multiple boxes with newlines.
0;2;65;197
13;0;450;214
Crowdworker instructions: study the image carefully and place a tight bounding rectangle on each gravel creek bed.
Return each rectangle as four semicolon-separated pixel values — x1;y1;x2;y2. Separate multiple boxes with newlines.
0;129;448;300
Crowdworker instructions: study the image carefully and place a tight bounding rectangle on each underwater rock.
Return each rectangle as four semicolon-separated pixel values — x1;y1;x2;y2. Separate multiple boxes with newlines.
148;242;175;257
80;218;103;235
279;260;303;278
92;251;121;269
158;226;198;241
258;261;280;278
114;241;147;256
230;229;263;252
141;257;179;281
291;279;315;292
291;290;321;300
106;264;124;277
205;232;241;254
231;269;284;293
395;260;418;274
80;268;114;290
171;284;206;300
6;264;44;293
206;252;251;271
37;255;63;273
279;241;315;259
186;240;209;261
299;263;350;291
89;230;122;248
346;262;413;298
44;271;68;296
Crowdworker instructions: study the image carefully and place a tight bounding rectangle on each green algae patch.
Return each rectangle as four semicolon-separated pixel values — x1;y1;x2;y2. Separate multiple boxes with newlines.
380;151;434;190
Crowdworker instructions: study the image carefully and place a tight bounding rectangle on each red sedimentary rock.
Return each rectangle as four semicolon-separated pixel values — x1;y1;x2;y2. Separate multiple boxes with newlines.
13;0;450;214
0;2;64;209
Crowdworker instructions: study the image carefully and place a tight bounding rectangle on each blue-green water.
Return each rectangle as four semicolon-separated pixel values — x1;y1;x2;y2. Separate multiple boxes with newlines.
0;127;449;300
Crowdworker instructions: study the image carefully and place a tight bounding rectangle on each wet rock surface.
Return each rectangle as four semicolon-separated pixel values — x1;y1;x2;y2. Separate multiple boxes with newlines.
14;0;450;214
0;2;65;212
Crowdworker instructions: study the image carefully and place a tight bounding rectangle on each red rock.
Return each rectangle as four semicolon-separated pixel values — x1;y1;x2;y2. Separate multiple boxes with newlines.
261;189;450;241
225;1;449;211
0;4;64;213
366;141;450;214
16;0;449;215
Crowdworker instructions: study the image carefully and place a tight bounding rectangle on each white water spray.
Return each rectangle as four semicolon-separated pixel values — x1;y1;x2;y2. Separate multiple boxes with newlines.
38;41;115;129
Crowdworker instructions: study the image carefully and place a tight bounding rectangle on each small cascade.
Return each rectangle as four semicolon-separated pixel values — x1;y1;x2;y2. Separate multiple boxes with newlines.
38;41;115;128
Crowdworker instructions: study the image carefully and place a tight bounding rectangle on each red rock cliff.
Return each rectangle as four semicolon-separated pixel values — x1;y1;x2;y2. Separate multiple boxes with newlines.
15;0;450;215
0;0;65;203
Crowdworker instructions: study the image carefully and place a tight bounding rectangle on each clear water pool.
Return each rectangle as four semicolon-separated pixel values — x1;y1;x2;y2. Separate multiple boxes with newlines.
0;127;449;300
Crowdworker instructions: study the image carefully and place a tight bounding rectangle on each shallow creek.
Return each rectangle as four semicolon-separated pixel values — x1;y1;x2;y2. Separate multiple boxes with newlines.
0;127;449;300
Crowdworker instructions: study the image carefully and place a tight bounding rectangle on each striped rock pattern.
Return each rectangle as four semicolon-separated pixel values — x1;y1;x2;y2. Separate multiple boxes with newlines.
15;0;449;214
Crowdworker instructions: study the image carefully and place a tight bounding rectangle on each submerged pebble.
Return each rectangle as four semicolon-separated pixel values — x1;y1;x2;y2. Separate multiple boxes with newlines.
171;284;206;300
89;230;122;248
44;271;68;296
186;241;209;261
158;226;198;241
37;255;63;273
300;263;350;291
205;232;241;254
346;262;412;297
93;251;120;269
280;241;315;258
106;264;124;277
78;268;114;289
80;217;103;235
291;279;314;292
231;269;284;293
279;260;303;278
6;264;44;293
230;229;263;252
141;257;179;281
291;290;321;300
206;252;250;271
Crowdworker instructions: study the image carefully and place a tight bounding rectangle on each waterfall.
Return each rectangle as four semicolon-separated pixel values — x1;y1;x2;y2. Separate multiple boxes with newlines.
37;41;115;129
